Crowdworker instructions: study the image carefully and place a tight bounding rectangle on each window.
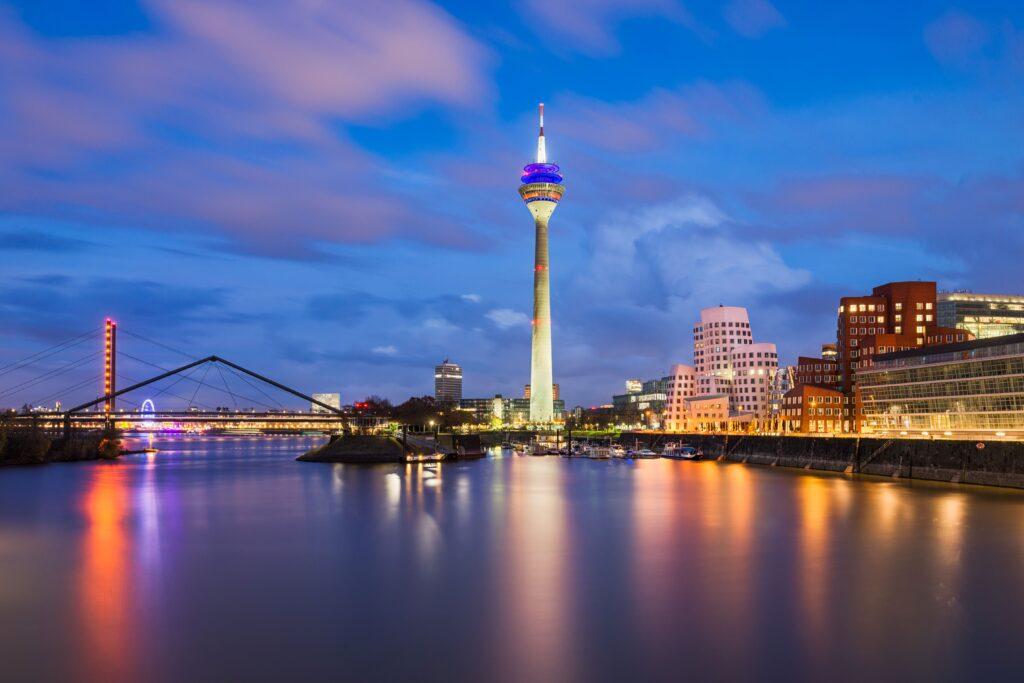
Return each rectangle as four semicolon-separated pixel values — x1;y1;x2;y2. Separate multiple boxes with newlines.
895;303;903;311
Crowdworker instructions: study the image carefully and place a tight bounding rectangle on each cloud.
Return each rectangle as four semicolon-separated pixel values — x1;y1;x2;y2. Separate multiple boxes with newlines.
0;230;93;253
723;0;786;38
460;293;482;303
486;308;531;329
557;81;766;153
517;0;709;56
579;195;809;313
0;1;492;259
923;10;991;67
372;345;398;356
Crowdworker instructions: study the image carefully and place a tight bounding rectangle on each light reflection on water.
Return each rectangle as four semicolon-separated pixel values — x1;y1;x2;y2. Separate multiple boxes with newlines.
2;436;1024;681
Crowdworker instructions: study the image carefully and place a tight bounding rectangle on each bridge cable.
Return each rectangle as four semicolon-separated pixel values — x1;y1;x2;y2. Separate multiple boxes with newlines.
119;330;197;360
220;364;285;409
118;353;282;411
0;351;102;400
30;375;103;409
116;370;216;412
188;363;212;410
0;329;99;378
213;363;239;411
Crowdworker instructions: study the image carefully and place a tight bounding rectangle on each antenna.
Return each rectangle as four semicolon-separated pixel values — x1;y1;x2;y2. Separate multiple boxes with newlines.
536;102;547;164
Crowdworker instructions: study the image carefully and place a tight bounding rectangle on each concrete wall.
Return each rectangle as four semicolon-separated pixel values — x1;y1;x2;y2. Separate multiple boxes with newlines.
620;432;1024;489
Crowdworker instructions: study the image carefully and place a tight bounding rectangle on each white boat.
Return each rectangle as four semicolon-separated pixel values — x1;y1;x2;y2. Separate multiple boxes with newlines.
585;445;612;459
663;445;702;461
610;444;626;458
636;448;658;458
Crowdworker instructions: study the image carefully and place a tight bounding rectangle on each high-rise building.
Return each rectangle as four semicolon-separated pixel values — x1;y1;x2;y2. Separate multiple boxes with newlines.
311;393;341;414
692;305;778;418
434;359;463;404
837;281;970;393
937;291;1024;339
519;103;564;423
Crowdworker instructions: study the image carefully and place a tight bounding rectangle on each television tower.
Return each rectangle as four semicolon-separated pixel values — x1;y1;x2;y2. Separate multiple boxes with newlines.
518;103;564;423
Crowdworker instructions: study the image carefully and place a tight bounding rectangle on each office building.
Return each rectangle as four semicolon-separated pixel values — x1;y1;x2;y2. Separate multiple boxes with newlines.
434;359;463;404
937;292;1024;339
858;333;1024;436
781;385;854;434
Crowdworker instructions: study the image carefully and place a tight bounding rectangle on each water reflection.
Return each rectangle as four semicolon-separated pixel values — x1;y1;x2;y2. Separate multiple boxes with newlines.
1;438;1023;681
76;464;138;682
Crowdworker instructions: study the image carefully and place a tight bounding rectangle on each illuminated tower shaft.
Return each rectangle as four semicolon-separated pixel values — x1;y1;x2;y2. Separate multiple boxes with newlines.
519;104;564;423
103;318;117;413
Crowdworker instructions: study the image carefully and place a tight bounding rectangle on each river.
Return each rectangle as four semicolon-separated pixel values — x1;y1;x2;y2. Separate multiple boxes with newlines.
2;435;1024;681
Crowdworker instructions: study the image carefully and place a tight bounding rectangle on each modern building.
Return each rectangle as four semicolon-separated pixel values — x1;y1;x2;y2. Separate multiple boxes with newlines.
857;333;1024;436
519;103;565;423
837;281;969;393
664;364;696;431
311;393;341;414
685;395;730;430
612;376;670;427
459;394;564;425
434;359;463;404
794;343;840;390
781;385;853;434
692;305;778;419
459;395;505;423
937;291;1024;339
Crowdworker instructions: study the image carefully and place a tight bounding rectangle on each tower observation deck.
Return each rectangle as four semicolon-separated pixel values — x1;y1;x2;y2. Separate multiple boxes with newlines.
518;103;564;423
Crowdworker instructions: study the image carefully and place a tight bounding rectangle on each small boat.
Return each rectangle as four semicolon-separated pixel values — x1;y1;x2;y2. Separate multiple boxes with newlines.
500;441;515;451
663;445;702;461
636;448;658;459
585;446;612;459
610;444;626;458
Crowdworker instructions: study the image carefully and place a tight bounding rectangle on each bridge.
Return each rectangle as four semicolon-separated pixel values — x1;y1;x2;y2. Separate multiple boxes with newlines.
1;320;362;436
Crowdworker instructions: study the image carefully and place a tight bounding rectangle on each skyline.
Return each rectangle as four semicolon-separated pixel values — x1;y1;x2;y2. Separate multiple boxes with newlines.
2;1;1024;407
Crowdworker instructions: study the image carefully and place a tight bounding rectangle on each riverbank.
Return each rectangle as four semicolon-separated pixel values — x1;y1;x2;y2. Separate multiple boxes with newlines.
620;433;1024;489
0;423;121;466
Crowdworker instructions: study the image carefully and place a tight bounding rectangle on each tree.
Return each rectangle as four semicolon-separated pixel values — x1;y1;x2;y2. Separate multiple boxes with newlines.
97;425;122;460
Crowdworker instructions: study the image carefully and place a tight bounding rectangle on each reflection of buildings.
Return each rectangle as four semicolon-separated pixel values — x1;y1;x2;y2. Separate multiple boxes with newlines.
858;333;1024;436
937;291;1024;339
434;360;463;404
311;393;341;414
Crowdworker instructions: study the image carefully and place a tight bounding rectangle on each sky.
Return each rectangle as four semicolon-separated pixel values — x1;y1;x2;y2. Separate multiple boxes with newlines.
1;0;1023;409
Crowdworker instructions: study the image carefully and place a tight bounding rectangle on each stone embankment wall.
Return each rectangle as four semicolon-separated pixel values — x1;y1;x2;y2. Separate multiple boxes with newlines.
621;432;1024;489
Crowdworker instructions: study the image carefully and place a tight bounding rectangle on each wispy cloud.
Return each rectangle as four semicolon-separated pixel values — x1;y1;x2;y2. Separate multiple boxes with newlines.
723;0;786;38
486;308;530;329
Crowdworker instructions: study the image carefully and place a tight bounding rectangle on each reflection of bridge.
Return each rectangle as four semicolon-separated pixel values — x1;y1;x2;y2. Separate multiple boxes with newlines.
3;321;357;436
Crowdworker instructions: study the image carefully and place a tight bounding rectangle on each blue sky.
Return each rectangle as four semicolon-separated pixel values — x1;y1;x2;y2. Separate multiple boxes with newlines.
1;0;1022;408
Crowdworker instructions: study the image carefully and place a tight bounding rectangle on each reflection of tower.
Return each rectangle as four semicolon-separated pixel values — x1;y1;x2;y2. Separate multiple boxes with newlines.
103;318;117;413
519;103;564;423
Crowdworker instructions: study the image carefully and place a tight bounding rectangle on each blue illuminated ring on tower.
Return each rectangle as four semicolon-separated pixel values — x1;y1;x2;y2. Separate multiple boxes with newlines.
521;162;563;185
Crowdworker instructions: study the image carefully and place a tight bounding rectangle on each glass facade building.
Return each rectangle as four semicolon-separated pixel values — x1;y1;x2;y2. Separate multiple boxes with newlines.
937;292;1024;340
858;333;1024;435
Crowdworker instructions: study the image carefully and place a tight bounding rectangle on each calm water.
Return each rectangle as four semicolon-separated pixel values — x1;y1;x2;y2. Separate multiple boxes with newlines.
3;436;1024;681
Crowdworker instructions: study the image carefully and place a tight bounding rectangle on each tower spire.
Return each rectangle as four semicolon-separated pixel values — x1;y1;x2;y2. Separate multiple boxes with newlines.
536;102;547;163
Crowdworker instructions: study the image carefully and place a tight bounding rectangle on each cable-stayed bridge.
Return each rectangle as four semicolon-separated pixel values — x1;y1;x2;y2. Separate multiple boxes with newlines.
1;320;351;436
